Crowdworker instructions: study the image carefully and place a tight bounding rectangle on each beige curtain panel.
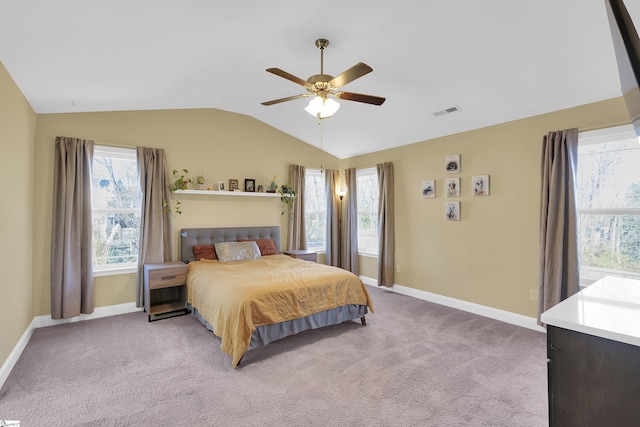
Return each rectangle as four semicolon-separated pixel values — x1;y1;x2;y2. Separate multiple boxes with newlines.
325;169;341;266
537;128;580;325
287;164;307;251
136;147;174;308
341;168;359;275
377;162;395;288
50;136;95;319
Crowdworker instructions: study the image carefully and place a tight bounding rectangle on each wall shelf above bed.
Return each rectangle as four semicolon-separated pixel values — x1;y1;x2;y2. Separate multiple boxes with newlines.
174;190;284;198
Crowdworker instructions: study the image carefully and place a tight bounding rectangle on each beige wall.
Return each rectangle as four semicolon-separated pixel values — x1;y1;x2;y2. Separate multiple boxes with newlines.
342;98;630;317
0;62;36;365
32;109;339;316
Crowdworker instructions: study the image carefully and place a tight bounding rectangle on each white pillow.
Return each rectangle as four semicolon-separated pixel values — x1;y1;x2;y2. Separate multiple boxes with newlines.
214;241;261;262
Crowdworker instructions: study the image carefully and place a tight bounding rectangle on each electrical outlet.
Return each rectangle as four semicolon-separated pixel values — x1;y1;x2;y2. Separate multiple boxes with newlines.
529;289;538;302
396;264;401;274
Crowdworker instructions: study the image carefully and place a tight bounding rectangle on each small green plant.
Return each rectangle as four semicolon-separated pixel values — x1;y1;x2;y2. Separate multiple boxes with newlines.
170;169;191;192
278;184;297;218
163;168;191;215
163;198;184;215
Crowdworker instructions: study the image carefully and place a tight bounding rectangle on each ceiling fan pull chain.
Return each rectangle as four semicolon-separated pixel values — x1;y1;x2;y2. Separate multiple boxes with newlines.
318;114;324;173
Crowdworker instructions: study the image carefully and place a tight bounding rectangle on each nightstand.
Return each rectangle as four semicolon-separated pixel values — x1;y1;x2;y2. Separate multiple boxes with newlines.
143;261;189;322
283;249;317;263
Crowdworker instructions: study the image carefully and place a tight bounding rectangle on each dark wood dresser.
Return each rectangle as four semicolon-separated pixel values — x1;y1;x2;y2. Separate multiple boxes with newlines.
541;277;640;427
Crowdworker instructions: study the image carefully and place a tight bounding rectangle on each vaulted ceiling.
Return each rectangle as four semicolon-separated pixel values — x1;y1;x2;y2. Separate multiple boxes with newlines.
1;1;638;158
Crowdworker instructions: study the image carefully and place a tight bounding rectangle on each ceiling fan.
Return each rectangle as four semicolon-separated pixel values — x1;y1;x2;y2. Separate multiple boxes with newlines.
261;38;386;118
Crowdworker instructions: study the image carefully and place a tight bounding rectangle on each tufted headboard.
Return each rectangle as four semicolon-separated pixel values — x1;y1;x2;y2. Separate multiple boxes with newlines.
180;226;281;263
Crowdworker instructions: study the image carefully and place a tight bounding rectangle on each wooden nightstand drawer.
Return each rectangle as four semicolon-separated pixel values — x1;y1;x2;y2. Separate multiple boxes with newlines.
147;266;187;290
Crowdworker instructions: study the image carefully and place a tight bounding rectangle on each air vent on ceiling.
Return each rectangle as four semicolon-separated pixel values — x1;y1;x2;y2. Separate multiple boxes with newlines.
433;105;461;117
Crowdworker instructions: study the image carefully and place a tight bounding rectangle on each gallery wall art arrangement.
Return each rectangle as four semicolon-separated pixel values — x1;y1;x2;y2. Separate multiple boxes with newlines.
421;154;491;220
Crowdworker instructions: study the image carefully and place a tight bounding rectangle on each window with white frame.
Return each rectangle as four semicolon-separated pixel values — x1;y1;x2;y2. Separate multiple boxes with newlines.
305;168;326;251
577;125;640;286
92;146;140;274
357;167;379;254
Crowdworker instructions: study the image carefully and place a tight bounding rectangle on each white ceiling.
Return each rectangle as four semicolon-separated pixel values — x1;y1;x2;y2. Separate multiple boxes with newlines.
1;0;638;159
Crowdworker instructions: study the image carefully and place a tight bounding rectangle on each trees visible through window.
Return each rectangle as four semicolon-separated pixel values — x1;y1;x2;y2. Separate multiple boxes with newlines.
357;167;379;254
92;146;140;272
305;169;326;251
578;125;640;285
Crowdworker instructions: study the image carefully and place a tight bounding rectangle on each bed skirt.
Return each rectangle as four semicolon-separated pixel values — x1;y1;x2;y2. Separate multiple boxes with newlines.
187;303;368;350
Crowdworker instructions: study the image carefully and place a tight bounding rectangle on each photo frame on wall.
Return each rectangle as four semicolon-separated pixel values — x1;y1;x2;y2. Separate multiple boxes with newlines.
244;179;256;192
445;154;461;174
472;175;490;196
445;177;460;197
422;180;435;198
445;201;460;221
229;179;239;191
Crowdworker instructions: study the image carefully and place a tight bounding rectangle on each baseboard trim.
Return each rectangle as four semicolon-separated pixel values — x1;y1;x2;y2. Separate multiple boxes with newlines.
0;302;142;390
360;276;545;333
34;302;142;328
0;317;37;391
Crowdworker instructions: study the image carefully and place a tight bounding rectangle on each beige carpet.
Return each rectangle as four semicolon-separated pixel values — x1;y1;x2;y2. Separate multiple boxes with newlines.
0;286;547;426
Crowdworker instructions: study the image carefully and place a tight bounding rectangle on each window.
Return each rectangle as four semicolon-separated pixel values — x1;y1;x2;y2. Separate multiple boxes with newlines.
577;125;640;286
92;146;140;274
305;168;326;251
357;167;379;254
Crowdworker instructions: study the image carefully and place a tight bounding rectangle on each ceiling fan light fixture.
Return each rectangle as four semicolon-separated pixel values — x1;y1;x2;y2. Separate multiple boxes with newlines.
305;96;340;119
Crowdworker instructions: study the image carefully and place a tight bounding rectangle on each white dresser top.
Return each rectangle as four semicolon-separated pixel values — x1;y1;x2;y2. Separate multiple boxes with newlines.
541;276;640;347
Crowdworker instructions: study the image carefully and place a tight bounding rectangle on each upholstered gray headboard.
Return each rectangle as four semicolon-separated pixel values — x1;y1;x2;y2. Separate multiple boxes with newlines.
180;226;281;263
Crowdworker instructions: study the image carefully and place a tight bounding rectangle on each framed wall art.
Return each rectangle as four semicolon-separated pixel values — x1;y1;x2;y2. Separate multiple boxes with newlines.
422;180;435;198
472;175;490;196
445;154;461;174
445;177;460;197
445;201;460;221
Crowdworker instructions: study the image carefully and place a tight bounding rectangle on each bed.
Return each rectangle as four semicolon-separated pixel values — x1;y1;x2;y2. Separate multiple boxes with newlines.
180;226;373;368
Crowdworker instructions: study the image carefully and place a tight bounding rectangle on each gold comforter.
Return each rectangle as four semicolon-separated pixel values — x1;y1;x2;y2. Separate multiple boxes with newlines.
187;254;373;367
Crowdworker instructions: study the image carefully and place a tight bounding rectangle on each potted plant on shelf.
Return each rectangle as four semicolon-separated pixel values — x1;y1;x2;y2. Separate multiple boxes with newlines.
164;169;192;215
170;169;191;192
278;184;297;219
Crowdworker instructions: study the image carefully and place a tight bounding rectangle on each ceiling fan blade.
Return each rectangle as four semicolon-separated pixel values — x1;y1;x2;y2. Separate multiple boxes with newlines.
261;94;310;106
265;68;312;88
329;62;373;88
335;91;386;106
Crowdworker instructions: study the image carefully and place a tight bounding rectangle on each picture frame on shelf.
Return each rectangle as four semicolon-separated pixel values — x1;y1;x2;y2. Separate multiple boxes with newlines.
245;179;256;192
218;181;225;191
446;177;460;197
229;179;239;191
472;175;490;196
445;201;460;221
257;184;264;193
421;180;435;198
445;154;461;174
